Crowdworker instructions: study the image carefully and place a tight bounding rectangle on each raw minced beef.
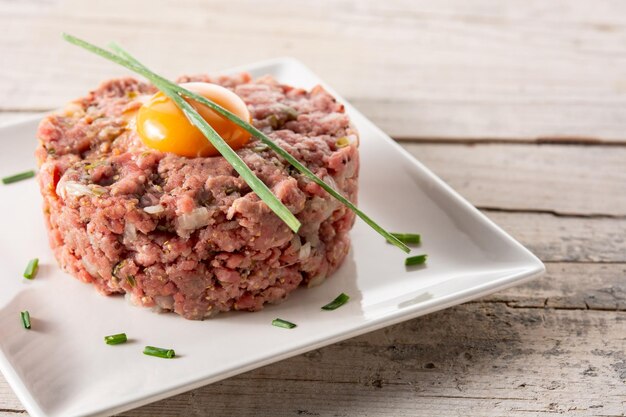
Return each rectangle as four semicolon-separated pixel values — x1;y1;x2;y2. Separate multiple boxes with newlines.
35;73;359;320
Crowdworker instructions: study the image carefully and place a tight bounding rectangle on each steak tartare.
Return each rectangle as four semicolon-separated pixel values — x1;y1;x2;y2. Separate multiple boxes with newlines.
35;73;359;319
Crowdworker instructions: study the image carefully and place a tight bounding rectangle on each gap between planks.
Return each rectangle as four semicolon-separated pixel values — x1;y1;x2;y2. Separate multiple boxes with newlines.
479;207;626;220
394;136;626;146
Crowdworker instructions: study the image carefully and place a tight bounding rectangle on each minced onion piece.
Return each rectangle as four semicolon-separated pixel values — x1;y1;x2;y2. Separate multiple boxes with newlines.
298;242;312;260
21;311;31;329
123;222;137;242
177;207;210;231
23;258;39;279
143;346;175;358
272;318;297;329
143;204;165;214
104;333;128;345
2;170;35;185
57;181;106;199
405;254;428;266
321;293;350;310
81;257;99;277
322;175;338;192
307;275;326;288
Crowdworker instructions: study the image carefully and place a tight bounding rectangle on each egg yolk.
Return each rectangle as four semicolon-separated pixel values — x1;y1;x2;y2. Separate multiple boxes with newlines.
136;82;251;158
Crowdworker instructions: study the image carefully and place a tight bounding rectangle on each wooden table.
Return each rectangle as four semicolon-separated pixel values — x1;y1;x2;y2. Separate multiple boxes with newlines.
2;1;625;416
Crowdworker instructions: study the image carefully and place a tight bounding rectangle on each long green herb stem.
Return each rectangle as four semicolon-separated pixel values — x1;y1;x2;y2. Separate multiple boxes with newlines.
62;33;409;252
405;254;428;266
272;318;297;329
321;293;350;310
2;170;35;185
390;233;421;245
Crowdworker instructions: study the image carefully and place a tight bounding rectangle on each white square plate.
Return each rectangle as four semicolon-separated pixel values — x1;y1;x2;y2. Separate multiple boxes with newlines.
0;58;544;417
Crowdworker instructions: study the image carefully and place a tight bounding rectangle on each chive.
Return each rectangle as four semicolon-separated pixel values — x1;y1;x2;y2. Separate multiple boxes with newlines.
104;333;127;345
390;233;421;245
272;318;297;329
23;258;39;280
405;254;428;266
21;311;31;329
61;34;409;254
2;170;35;185
143;346;175;358
321;293;350;310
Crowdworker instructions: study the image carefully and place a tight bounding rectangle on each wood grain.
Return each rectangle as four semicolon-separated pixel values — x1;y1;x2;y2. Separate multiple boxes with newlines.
482;262;626;310
485;211;626;263
407;144;626;217
3;0;626;141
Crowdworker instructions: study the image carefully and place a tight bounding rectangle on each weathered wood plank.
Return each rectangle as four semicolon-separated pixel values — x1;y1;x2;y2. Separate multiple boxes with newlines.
482;262;626;310
485;211;626;263
408;143;626;217
3;0;626;141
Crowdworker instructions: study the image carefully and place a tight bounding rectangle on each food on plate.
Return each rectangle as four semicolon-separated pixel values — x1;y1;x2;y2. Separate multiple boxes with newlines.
271;318;297;329
2;169;35;185
321;292;350;310
104;333;128;345
389;232;421;245
23;258;39;279
35;72;360;319
136;82;252;158
20;311;31;330
143;346;176;359
405;254;428;266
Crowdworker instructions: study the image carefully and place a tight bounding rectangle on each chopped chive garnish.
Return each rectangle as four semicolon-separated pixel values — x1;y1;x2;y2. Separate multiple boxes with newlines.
62;33;410;254
2;170;35;185
390;233;421;245
321;293;350;310
23;258;39;280
21;311;31;329
143;345;175;358
272;318;297;329
405;254;428;266
104;333;128;345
